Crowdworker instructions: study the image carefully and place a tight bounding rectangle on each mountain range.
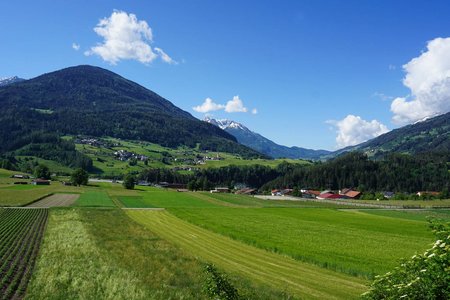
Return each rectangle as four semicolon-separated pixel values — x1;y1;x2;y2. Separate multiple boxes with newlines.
204;117;331;160
206;112;450;160
0;64;448;170
0;65;263;160
334;111;450;158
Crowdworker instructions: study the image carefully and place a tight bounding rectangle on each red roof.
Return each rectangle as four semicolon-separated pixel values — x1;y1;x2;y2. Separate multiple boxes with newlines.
307;190;321;196
344;191;361;198
319;192;341;199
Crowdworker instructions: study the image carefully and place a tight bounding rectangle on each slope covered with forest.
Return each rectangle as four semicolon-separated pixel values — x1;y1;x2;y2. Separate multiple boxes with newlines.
0;65;263;165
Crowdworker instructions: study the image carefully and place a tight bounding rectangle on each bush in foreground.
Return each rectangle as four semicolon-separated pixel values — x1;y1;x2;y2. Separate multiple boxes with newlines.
362;220;450;299
203;263;240;300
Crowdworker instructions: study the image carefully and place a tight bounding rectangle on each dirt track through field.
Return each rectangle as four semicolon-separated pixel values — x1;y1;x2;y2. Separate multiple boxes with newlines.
27;194;79;207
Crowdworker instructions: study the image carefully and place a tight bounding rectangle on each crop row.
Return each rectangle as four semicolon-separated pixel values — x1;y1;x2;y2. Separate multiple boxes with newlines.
0;208;48;300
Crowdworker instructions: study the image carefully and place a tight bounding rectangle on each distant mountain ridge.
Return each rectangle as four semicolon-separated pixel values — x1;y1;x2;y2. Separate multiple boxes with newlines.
0;76;25;87
329;111;450;158
0;65;263;159
204;117;331;160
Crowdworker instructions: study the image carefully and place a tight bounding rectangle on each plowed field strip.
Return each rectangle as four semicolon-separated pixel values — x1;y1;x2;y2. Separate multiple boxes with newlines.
0;208;48;300
127;210;367;300
27;194;79;207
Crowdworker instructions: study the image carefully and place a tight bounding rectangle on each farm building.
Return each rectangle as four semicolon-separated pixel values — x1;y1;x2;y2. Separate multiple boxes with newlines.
339;188;361;199
11;174;30;179
301;189;321;198
317;191;341;200
31;179;50;185
416;191;440;197
271;189;282;196
210;187;230;193
383;191;395;199
235;188;257;195
282;189;293;196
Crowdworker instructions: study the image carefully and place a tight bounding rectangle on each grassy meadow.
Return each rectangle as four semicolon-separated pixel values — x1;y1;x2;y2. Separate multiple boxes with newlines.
168;207;434;277
26;208;208;300
73;191;115;207
1;176;446;299
127;209;367;299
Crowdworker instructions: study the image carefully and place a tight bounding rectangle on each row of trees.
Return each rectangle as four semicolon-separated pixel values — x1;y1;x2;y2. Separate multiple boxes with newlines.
262;152;450;193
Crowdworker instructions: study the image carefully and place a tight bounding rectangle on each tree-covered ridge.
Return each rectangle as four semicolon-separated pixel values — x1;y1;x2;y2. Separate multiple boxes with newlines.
262;151;450;193
0;65;263;158
329;112;450;158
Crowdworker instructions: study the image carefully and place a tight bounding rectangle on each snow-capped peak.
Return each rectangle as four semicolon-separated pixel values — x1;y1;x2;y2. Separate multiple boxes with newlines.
204;117;249;131
0;76;25;87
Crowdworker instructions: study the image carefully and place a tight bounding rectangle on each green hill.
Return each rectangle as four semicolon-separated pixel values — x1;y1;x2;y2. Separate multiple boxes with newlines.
0;65;264;171
327;112;450;159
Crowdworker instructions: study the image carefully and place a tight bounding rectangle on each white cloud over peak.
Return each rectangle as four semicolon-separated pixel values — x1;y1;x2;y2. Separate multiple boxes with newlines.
391;37;450;124
331;115;389;148
193;98;225;113
193;95;255;114
85;10;174;65
225;96;248;113
72;43;80;51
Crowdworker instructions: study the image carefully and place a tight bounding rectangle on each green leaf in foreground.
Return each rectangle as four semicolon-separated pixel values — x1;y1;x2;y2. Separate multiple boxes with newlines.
363;220;450;299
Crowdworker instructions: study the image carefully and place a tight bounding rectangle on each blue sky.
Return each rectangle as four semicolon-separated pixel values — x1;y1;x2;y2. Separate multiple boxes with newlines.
1;0;450;150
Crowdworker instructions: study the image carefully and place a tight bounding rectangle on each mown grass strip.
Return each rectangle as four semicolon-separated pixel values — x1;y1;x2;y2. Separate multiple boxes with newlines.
170;208;434;277
127;210;367;300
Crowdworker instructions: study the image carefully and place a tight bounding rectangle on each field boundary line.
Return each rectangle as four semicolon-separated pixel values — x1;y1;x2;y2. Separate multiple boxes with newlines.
20;193;54;207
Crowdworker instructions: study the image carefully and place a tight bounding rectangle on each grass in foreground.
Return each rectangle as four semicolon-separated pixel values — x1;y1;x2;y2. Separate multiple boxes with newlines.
169;207;434;278
127;210;367;300
26;208;207;299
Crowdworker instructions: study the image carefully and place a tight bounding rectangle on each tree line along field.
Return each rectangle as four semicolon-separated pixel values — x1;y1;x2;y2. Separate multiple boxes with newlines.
0;181;449;299
0;208;48;300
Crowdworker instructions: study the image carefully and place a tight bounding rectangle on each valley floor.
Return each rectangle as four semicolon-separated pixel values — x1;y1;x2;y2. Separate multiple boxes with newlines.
0;181;448;299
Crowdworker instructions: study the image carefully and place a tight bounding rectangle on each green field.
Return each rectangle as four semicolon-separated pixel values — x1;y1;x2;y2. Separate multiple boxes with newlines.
204;192;355;208
128;210;367;299
350;198;450;208
73;191;115;207
26;208;207;299
0;183;86;207
118;189;223;208
1;181;444;299
168;207;434;277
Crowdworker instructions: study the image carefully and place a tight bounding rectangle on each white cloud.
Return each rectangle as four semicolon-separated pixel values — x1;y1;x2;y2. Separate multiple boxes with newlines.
225;96;248;113
193;98;225;113
372;92;393;102
72;43;80;51
391;37;450;124
251;108;258;114
155;47;177;64
331;115;389;148
85;10;174;65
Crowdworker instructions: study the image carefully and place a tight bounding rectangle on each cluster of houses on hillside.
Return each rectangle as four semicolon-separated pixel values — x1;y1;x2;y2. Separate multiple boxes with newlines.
193;154;224;165
114;150;148;162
